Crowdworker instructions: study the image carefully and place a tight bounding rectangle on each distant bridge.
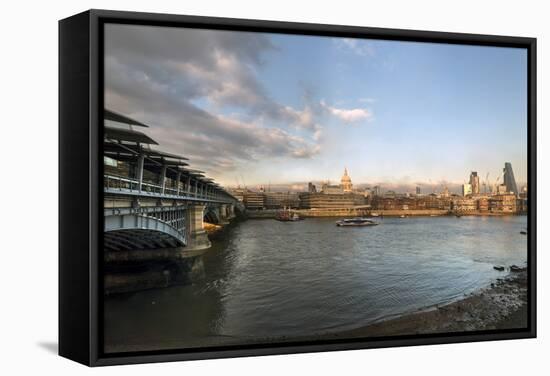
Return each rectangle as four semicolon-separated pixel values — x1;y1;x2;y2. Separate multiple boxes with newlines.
103;109;243;254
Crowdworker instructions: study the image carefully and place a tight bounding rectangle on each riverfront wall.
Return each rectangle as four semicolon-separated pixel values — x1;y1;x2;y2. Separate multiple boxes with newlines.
296;209;451;217
245;208;525;219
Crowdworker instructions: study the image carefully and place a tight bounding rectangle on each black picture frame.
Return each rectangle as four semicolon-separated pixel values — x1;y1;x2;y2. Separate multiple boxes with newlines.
59;9;537;367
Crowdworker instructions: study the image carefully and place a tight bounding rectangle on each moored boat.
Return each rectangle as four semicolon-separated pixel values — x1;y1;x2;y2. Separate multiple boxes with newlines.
275;208;303;222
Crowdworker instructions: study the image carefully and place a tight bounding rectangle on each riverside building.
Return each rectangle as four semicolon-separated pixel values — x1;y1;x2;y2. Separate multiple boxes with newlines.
264;191;300;209
243;190;265;210
489;193;517;213
300;168;366;209
452;197;478;212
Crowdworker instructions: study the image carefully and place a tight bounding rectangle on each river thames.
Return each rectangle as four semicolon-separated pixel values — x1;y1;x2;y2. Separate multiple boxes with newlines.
104;215;527;353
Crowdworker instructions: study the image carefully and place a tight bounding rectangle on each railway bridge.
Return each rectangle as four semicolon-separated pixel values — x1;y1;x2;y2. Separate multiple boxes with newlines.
103;109;243;254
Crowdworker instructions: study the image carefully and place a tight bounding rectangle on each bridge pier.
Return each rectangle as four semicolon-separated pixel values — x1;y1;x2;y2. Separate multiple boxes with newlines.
228;204;236;219
185;204;211;251
218;204;230;225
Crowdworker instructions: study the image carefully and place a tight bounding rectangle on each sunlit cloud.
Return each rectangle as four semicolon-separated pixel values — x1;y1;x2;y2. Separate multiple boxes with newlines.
320;100;372;123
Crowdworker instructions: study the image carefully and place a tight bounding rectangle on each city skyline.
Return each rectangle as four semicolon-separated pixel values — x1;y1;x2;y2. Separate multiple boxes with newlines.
105;24;528;187
224;164;526;195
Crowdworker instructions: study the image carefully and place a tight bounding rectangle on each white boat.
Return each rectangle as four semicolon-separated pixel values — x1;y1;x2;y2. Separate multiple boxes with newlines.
336;217;379;227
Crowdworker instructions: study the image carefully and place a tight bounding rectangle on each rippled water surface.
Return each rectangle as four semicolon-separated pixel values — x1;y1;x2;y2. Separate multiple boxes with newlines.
104;215;527;352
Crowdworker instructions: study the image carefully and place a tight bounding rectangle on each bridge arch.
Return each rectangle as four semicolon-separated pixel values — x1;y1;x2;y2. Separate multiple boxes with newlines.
104;214;186;251
203;206;221;224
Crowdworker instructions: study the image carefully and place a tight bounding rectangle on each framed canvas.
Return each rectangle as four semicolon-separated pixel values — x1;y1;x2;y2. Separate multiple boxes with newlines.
59;9;537;366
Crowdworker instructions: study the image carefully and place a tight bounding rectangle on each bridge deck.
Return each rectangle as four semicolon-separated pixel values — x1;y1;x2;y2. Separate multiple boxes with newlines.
104;174;234;204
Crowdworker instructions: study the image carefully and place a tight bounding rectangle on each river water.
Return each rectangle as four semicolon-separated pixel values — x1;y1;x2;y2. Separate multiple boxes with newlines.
103;215;527;353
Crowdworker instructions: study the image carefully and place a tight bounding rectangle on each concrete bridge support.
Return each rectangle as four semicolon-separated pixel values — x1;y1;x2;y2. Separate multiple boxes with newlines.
218;204;230;225
185;204;211;250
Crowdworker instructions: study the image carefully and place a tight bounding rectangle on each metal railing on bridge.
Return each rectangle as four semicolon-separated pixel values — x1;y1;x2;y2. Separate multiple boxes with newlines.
104;174;231;203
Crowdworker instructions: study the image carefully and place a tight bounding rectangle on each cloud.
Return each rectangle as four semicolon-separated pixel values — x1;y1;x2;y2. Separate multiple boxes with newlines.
335;38;375;57
104;24;323;176
104;24;380;184
106;82;320;167
105;24;322;132
291;145;321;159
312;128;323;141
328;107;372;122
320;101;372;123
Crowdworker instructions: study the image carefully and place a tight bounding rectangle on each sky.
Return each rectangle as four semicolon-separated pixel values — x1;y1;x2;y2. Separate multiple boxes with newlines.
104;24;528;192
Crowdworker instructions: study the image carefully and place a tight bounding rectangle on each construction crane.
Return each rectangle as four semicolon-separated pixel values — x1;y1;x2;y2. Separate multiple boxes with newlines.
493;171;504;194
483;172;490;194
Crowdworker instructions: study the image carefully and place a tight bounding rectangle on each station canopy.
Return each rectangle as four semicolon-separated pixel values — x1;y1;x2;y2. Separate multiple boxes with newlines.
104;126;158;145
103;109;223;189
105;109;149;127
183;168;206;177
104;140;190;168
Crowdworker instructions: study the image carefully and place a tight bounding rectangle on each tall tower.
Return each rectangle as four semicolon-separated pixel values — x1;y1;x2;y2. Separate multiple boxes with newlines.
340;168;353;193
469;171;480;195
462;183;472;197
503;162;518;195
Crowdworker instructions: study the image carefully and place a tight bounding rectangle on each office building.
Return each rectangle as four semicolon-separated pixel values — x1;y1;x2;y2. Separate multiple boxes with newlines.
469;171;480;195
503;162;518;195
462;183;472;196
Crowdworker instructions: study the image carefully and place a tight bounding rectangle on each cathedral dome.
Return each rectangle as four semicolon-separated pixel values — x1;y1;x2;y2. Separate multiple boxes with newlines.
340;168;353;192
341;168;352;182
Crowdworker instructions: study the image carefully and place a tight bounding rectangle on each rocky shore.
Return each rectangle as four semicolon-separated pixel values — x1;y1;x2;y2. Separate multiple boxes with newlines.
336;267;528;338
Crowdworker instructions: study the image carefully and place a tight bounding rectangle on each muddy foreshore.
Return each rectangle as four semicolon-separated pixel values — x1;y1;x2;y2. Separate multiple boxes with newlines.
326;268;528;339
207;268;528;347
243;268;528;347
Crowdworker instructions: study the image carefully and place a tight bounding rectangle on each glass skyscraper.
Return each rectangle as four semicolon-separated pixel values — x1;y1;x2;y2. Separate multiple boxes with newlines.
503;162;518;195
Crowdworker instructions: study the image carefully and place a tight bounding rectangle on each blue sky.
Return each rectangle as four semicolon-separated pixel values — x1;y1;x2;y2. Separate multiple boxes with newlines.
105;25;527;191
